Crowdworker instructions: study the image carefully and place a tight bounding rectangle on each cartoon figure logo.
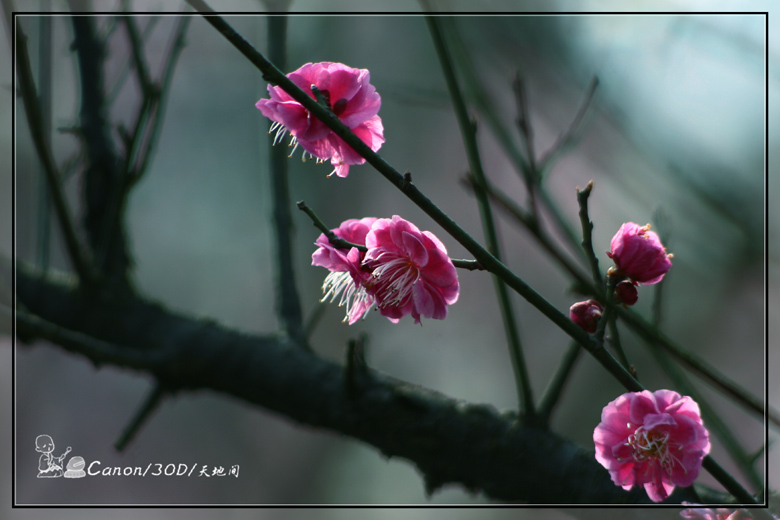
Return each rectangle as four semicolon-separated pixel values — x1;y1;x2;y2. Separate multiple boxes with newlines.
35;434;72;478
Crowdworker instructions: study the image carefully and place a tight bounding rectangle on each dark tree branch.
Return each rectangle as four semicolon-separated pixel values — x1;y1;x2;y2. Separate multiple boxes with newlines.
14;261;683;505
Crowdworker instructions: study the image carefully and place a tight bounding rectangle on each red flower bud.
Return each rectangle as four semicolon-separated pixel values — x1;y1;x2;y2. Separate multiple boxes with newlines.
569;299;604;333
614;280;639;306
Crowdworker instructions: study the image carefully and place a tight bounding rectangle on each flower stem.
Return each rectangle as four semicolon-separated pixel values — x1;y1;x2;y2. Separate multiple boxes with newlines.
426;15;534;419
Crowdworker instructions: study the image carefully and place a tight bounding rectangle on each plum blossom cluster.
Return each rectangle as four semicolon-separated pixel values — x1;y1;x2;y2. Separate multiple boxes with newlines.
570;221;672;333
256;61;384;178
594;390;710;502
312;216;459;325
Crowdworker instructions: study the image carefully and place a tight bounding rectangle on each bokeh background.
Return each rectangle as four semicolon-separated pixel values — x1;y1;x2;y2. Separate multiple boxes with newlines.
1;0;776;519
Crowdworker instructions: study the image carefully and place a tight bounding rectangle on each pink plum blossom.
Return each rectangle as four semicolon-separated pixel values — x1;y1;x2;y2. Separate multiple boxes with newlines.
312;217;377;324
256;62;384;178
594;390;710;503
363;216;459;325
569;299;604;333
607;222;672;285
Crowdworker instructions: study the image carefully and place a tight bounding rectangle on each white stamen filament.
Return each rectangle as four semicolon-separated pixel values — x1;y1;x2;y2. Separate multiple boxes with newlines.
369;252;420;308
271;123;288;146
267;121;331;170
321;271;374;323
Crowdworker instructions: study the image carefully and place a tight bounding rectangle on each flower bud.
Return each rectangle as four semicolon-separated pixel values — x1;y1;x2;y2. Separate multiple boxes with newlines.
569;299;604;333
614;280;638;306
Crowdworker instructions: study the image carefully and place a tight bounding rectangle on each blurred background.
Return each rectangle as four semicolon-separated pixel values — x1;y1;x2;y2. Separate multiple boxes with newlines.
1;0;776;519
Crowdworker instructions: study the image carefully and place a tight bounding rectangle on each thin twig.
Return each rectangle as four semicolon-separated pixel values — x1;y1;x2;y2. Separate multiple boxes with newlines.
513;72;536;174
512;73;540;219
130;15;190;183
14;21;94;285
121;14;154;97
115;383;166;452
537;341;581;424
576;180;603;287
426;15;534;419
296;201;358;249
538;76;599;171
107;15;161;103
607;316;630;371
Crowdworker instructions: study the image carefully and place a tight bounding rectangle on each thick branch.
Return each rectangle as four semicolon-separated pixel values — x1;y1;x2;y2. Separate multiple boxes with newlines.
15;262;673;504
